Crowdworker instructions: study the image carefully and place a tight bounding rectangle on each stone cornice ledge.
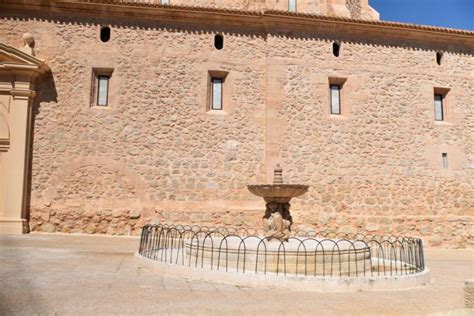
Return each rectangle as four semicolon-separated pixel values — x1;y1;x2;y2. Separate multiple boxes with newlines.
11;88;37;99
1;0;473;49
263;11;474;47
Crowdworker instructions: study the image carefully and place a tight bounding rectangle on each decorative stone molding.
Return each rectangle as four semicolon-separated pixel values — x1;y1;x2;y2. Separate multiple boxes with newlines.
0;41;47;102
0;113;10;152
19;33;35;56
0;44;48;74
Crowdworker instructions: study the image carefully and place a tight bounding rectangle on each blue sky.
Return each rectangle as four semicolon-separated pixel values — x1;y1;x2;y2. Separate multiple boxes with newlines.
369;0;474;30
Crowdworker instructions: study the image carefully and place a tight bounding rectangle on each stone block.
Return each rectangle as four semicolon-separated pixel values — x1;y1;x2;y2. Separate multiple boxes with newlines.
129;211;141;219
465;279;474;309
365;224;379;232
41;223;56;233
428;237;443;247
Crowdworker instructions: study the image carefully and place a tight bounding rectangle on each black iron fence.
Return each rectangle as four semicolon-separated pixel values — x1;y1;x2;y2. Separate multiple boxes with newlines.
138;224;425;278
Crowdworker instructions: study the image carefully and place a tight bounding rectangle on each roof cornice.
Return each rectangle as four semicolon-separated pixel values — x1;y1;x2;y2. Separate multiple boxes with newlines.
1;0;473;49
264;10;474;37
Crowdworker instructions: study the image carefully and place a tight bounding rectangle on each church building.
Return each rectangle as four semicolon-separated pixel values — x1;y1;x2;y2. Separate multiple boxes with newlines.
0;0;472;248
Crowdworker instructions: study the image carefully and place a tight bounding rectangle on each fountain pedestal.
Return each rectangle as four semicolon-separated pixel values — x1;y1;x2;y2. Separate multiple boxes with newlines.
247;164;309;241
262;198;292;241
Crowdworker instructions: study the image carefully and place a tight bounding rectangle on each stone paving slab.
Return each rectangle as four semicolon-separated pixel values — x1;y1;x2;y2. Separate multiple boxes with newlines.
0;233;473;315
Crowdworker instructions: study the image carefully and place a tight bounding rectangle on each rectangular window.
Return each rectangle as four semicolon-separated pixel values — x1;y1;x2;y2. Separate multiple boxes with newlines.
161;0;170;5
434;94;444;121
97;75;109;106
442;153;448;169
288;0;297;12
330;85;341;114
211;78;223;110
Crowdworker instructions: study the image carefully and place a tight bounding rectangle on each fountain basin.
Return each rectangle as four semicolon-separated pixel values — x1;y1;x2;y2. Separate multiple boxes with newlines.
184;236;371;276
138;224;429;291
247;184;309;200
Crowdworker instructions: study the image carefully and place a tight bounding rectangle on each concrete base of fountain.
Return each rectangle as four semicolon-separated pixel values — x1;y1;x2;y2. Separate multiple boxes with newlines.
137;222;430;292
136;248;430;292
184;236;371;276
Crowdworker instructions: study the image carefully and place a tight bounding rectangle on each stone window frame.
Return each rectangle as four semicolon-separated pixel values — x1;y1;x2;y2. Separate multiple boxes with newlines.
207;70;229;114
327;77;348;118
433;87;451;124
90;68;114;108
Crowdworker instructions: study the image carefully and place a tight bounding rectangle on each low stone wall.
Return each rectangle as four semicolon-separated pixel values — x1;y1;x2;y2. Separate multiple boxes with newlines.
29;208;143;235
29;208;265;236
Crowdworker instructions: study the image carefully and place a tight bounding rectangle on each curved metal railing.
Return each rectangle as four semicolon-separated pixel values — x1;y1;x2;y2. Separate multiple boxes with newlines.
138;223;425;278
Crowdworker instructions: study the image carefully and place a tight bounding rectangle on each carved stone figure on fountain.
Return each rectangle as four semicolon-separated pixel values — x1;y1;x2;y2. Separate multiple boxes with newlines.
263;212;291;241
263;201;293;223
262;201;293;241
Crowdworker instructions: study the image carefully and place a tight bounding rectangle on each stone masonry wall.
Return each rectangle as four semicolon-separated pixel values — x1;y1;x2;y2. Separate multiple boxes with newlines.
102;0;375;19
1;14;267;235
345;0;362;18
267;33;473;248
0;11;472;248
166;0;324;15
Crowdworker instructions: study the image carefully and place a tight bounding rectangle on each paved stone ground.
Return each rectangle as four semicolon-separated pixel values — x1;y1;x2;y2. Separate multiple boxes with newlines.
0;233;472;315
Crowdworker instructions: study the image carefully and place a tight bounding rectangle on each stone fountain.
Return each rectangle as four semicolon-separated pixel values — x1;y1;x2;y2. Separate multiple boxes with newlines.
182;165;373;276
178;164;384;277
139;164;428;286
247;164;309;241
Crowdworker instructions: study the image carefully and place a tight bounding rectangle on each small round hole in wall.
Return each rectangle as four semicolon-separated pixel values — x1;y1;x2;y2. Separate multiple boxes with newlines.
100;26;111;42
214;34;224;50
333;42;340;57
436;52;443;65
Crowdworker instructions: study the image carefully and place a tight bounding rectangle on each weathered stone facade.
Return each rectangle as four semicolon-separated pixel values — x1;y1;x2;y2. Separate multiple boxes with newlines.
157;0;378;19
0;1;472;248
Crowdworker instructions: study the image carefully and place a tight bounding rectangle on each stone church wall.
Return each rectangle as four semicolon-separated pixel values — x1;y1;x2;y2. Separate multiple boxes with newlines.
266;33;473;248
0;11;472;248
1;14;268;235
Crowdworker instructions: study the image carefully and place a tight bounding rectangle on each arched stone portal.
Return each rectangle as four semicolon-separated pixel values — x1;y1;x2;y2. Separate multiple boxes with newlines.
0;40;48;234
